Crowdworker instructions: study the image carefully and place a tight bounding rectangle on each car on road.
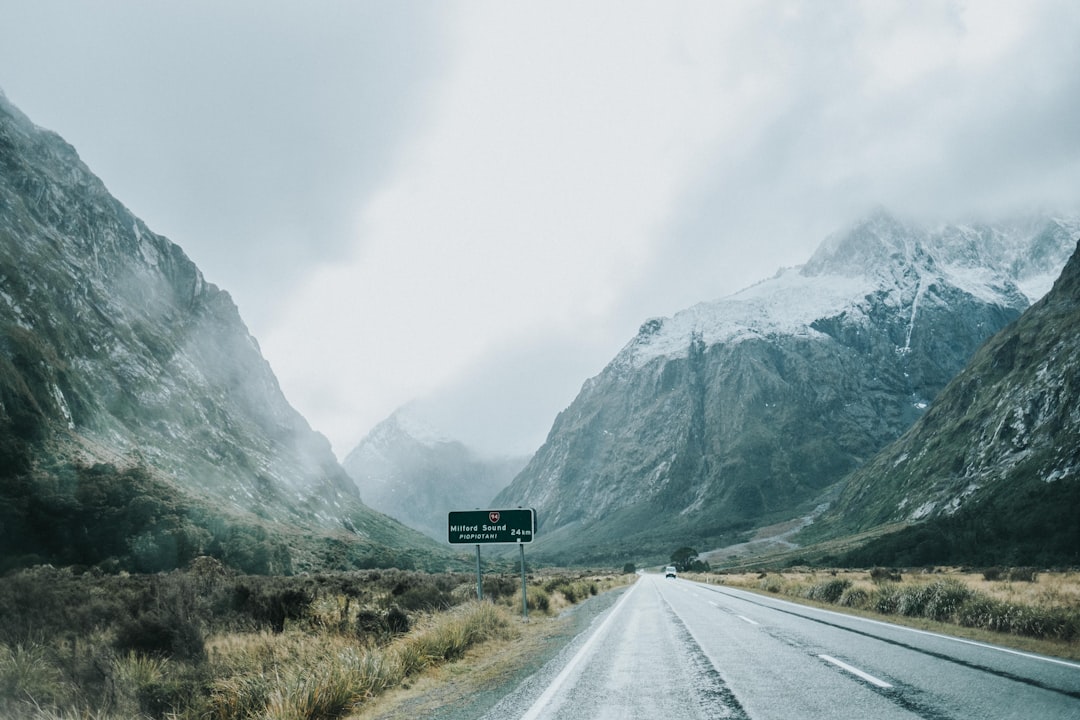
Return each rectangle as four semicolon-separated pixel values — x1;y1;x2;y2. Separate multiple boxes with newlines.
664;566;677;578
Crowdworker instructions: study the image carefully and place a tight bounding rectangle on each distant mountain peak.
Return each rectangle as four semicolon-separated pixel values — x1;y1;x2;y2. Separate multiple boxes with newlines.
493;210;1079;565
342;407;529;541
803;210;924;279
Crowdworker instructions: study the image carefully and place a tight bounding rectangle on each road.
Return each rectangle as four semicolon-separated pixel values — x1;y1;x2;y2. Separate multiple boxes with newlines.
481;574;1080;719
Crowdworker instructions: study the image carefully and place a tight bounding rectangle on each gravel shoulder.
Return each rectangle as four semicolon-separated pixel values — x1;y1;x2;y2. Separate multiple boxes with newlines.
349;585;630;720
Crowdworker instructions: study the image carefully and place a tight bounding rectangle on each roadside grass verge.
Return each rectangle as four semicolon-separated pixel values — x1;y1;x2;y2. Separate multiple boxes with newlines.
0;564;633;720
701;567;1080;660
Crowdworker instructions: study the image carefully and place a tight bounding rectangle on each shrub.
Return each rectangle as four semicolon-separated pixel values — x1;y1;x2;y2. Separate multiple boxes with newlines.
527;588;550;614
921;580;973;622
803;579;851;604
482;575;518;601
869;567;902;583
393;583;456;612
758;575;783;594
385;606;411;635
114;610;205;663
837;587;870;609
958;595;1008;632
231;581;312;633
874;585;900;614
355;606;411;639
1007;567;1039;583
896;584;932;617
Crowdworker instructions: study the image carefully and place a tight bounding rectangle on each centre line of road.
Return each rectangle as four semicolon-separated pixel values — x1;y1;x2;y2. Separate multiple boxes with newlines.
518;577;642;720
737;615;759;625
819;654;893;688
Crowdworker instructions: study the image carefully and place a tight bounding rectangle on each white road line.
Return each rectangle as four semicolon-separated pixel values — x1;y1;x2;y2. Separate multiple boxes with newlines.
519;577;641;720
819;654;893;688
737;615;759;625
695;582;1080;671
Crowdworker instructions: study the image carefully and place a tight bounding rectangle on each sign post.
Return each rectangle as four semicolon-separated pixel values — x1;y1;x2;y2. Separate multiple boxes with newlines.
519;543;528;620
475;545;482;600
449;508;536;618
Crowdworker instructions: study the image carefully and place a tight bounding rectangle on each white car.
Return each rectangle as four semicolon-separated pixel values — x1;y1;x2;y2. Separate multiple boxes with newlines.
664;566;677;578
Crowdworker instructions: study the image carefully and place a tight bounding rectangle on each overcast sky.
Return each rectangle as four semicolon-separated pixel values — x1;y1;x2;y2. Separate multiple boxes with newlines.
2;1;1079;458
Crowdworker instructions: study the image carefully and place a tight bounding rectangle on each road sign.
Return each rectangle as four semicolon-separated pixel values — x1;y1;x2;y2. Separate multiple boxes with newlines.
448;508;535;544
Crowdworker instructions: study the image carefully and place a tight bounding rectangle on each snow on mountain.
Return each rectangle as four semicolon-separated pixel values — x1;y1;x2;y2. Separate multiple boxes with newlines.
494;210;1079;565
619;212;1077;370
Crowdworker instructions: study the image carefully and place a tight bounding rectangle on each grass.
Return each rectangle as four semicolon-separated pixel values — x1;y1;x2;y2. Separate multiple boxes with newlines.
0;565;632;720
700;567;1080;660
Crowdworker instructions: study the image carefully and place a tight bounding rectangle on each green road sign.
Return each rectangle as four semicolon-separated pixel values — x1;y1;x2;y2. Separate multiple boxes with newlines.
448;508;535;544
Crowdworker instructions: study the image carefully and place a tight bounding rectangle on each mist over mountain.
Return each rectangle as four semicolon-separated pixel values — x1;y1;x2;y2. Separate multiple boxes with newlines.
342;409;529;542
0;91;445;574
811;236;1080;567
495;210;1080;565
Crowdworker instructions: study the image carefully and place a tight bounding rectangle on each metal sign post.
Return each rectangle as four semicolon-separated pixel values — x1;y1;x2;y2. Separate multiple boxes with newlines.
475;545;482;600
520;542;528;620
449;508;536;617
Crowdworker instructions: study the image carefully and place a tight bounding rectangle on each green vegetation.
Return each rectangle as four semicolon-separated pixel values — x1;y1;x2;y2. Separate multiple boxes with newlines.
0;457;452;576
670;547;710;573
828;476;1080;568
0;562;630;719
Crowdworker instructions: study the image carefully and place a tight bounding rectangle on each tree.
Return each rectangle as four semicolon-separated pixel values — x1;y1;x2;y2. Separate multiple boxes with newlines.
670;547;698;572
622;562;636;574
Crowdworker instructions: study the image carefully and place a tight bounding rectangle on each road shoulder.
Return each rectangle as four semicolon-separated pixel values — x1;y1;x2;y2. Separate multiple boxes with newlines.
350;585;631;720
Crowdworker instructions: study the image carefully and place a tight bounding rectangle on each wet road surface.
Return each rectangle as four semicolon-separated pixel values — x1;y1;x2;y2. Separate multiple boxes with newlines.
481;575;1080;719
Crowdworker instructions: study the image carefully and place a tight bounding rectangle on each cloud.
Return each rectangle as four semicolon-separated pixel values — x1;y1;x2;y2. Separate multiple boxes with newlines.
4;1;1078;458
0;1;451;331
262;2;760;453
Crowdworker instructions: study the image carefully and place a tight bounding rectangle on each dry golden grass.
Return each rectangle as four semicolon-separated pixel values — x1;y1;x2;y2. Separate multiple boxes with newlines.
0;570;635;720
701;567;1080;660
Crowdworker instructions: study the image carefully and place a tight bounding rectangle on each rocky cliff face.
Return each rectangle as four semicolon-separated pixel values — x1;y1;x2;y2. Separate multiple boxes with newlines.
494;211;1080;564
812;237;1080;564
342;410;528;542
0;91;440;573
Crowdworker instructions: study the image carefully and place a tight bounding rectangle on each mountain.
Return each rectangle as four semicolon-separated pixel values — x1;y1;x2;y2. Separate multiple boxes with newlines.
807;237;1080;567
494;210;1080;565
0;90;446;574
342;409;529;542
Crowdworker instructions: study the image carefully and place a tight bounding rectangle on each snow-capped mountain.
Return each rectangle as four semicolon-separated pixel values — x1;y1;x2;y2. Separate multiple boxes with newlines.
814;234;1080;566
0;90;442;573
343;409;529;542
494;210;1080;565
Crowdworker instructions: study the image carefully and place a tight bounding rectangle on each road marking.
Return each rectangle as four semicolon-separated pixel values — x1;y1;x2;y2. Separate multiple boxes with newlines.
694;582;1080;671
708;601;718;607
819;654;893;688
737;615;759;625
518;577;641;720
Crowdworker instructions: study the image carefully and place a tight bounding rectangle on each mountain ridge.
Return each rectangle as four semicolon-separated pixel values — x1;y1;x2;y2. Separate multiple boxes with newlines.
0;90;447;574
806;236;1080;565
494;211;1079;565
342;408;528;542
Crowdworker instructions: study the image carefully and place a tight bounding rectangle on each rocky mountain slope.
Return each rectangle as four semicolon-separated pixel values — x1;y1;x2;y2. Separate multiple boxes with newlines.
342;410;528;541
809;237;1080;566
0;90;444;574
494;211;1080;565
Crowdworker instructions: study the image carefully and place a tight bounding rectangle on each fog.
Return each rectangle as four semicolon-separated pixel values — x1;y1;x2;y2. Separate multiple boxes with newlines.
2;1;1078;457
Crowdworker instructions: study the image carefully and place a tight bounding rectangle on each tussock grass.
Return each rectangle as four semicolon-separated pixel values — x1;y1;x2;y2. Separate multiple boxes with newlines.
206;601;512;720
714;567;1080;647
0;566;629;720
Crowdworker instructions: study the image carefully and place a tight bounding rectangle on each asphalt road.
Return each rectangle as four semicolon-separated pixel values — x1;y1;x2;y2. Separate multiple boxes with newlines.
481;575;1080;720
